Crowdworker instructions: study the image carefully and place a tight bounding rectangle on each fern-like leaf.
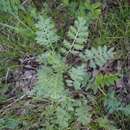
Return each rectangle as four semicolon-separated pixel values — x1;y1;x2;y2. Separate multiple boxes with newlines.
38;52;67;73
95;73;119;87
35;16;59;48
105;92;130;116
66;65;90;90
81;46;114;69
33;67;65;100
97;116;118;130
91;73;119;94
75;103;92;125
56;107;71;129
61;17;89;55
104;92;122;113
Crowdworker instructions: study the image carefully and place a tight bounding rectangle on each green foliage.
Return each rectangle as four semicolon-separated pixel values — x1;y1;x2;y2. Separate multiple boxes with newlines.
38;52;67;73
67;65;90;90
55;106;71;129
104;92;130;116
50;97;74;129
83;1;101;21
0;10;46;86
0;84;10;102
62;0;101;19
0;7;38;103
33;66;65;100
91;1;130;59
95;74;119;87
35;16;59;48
43;97;92;130
75;103;91;125
0;0;20;14
120;105;130;116
34;52;67;100
0;117;20;130
1;1;130;130
81;46;114;69
104;92;122;113
91;73;119;94
61;17;89;55
33;11;122;130
97;116;118;130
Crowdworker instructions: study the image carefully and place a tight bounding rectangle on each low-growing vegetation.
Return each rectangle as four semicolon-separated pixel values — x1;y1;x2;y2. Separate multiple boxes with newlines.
0;0;130;130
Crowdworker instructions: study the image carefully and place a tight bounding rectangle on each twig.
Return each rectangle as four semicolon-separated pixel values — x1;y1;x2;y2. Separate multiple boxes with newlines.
0;95;26;113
